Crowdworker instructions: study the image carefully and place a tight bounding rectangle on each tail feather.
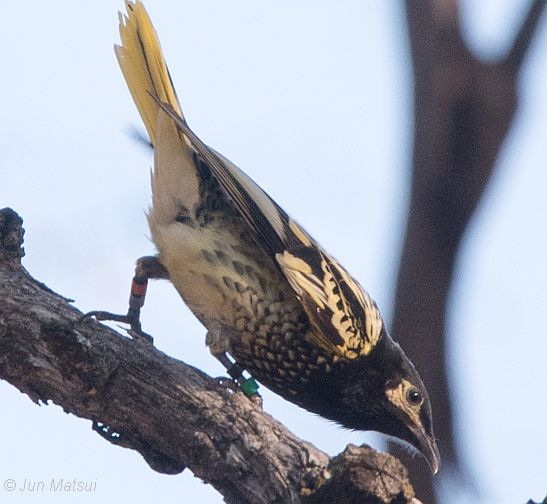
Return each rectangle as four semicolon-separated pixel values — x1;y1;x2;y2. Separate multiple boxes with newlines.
115;0;183;146
115;1;199;227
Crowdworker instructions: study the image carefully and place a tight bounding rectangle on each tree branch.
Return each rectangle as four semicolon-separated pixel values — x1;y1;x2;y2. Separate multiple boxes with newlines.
392;1;545;502
0;207;419;504
506;0;547;73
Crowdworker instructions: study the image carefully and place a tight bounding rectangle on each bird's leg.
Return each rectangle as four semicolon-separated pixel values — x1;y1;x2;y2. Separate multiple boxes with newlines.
83;256;169;344
206;323;244;384
206;324;260;399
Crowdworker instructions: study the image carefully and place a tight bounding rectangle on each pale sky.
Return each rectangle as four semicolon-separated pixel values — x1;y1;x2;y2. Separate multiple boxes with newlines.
1;1;546;503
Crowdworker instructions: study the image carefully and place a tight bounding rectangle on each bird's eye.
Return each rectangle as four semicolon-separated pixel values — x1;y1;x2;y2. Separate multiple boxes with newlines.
406;388;422;406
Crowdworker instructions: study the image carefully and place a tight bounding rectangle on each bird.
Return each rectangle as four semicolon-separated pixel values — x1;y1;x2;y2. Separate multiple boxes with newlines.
90;0;440;474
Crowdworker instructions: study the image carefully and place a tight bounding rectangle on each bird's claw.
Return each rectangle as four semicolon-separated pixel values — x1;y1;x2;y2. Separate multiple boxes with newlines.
127;327;154;345
214;376;239;391
214;375;261;406
81;310;154;344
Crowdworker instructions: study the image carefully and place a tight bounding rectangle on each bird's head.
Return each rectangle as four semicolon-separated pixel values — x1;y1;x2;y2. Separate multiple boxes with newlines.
334;334;440;474
381;367;440;474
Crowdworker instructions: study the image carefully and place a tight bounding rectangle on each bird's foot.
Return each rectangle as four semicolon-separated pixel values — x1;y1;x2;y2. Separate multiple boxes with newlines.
81;309;153;344
215;373;260;394
80;256;169;345
223;360;261;399
214;375;263;407
213;365;261;405
207;327;261;402
214;375;239;391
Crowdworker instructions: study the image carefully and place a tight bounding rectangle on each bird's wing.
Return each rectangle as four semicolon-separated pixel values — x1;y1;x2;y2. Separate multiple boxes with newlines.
155;100;384;360
276;246;383;359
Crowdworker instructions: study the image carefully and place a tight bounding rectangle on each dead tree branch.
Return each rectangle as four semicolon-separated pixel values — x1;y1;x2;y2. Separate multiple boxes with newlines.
0;207;419;504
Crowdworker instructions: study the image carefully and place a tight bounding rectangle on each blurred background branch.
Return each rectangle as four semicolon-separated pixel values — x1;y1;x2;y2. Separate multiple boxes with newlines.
391;1;546;501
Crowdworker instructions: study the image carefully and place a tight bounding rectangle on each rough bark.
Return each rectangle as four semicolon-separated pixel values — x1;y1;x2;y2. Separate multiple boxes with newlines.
391;1;546;502
0;207;419;504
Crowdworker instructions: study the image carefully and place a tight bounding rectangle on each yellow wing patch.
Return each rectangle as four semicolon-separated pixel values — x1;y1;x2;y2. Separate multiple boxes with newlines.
288;218;313;247
277;251;328;310
276;248;383;360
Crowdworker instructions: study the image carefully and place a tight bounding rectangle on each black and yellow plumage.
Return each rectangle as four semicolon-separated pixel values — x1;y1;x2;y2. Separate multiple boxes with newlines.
102;0;440;473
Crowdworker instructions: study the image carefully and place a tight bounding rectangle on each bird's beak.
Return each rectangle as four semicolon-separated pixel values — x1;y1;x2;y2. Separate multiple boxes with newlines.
410;424;441;474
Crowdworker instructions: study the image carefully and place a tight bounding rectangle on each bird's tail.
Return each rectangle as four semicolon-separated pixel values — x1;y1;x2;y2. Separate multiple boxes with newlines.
115;1;200;229
115;0;183;146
